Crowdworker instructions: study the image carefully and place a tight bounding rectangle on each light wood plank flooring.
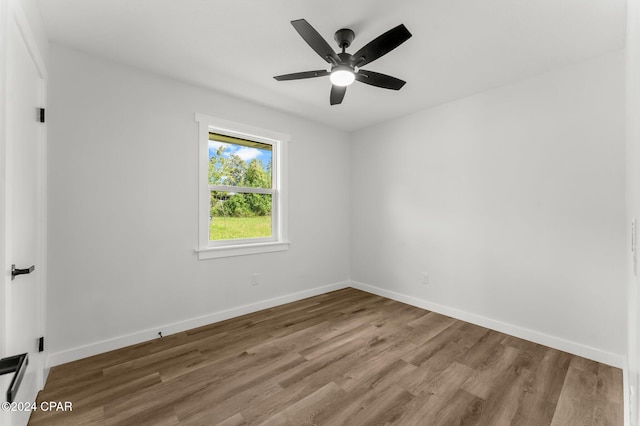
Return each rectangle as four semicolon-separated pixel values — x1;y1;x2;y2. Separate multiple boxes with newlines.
29;288;623;425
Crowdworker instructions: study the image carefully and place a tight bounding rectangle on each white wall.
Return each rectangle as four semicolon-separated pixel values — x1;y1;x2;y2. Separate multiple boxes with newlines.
46;44;350;362
350;51;626;365
627;0;640;422
18;0;48;63
47;40;627;372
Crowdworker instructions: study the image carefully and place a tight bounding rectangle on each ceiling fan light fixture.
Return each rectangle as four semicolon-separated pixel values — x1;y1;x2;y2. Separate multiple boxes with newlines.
330;66;355;87
273;19;412;104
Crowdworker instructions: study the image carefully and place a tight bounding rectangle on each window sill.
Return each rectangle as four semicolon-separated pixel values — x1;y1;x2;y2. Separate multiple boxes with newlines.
195;241;290;260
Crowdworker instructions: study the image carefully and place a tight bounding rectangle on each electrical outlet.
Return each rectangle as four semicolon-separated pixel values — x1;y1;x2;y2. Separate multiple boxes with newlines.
421;272;430;285
251;273;260;286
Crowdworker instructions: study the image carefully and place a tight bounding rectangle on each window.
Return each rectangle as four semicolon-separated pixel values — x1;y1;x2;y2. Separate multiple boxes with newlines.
195;114;289;259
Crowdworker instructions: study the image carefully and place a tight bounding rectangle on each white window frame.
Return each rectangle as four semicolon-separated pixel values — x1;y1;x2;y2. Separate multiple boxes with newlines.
195;113;289;259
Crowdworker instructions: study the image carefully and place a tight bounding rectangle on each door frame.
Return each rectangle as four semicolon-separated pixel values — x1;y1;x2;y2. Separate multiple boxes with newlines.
629;0;640;425
0;0;48;393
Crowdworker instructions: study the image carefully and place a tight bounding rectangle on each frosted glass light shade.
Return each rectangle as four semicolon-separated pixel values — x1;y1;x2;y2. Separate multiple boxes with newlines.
330;68;355;86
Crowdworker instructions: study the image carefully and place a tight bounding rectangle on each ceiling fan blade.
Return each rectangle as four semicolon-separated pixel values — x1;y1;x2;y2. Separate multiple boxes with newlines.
330;85;347;105
352;24;412;68
355;69;406;90
274;70;329;81
291;19;340;64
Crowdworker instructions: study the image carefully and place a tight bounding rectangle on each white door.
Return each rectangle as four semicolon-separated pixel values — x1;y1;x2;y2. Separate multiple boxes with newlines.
0;8;46;426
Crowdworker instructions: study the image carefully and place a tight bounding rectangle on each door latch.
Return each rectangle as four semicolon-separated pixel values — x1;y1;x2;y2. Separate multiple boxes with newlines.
11;264;34;281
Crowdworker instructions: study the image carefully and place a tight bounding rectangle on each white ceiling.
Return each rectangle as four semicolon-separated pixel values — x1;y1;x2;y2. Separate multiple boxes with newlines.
37;0;626;132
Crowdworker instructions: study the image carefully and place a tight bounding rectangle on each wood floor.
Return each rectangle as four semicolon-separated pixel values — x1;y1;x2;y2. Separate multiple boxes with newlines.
29;288;623;425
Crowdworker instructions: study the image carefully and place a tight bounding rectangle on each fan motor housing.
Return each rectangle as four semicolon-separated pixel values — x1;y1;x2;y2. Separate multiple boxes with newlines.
336;53;353;66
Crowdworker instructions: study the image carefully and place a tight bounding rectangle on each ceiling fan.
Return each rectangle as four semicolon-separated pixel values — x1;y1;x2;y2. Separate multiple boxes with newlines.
274;19;412;105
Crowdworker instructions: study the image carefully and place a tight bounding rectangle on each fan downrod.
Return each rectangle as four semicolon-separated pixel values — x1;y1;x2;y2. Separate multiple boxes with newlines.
334;28;355;51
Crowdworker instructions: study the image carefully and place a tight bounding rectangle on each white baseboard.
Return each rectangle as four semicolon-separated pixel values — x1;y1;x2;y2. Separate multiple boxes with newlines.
350;280;624;368
48;279;624;370
46;281;350;367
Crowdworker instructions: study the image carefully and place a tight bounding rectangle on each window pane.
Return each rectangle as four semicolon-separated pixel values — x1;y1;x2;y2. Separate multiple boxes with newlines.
208;133;272;188
210;191;272;240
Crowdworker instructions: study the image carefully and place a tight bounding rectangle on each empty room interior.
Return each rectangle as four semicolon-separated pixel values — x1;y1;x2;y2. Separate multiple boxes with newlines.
2;0;640;425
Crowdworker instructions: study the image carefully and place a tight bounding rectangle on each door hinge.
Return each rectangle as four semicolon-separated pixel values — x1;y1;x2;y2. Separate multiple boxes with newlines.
38;337;44;352
39;108;45;123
